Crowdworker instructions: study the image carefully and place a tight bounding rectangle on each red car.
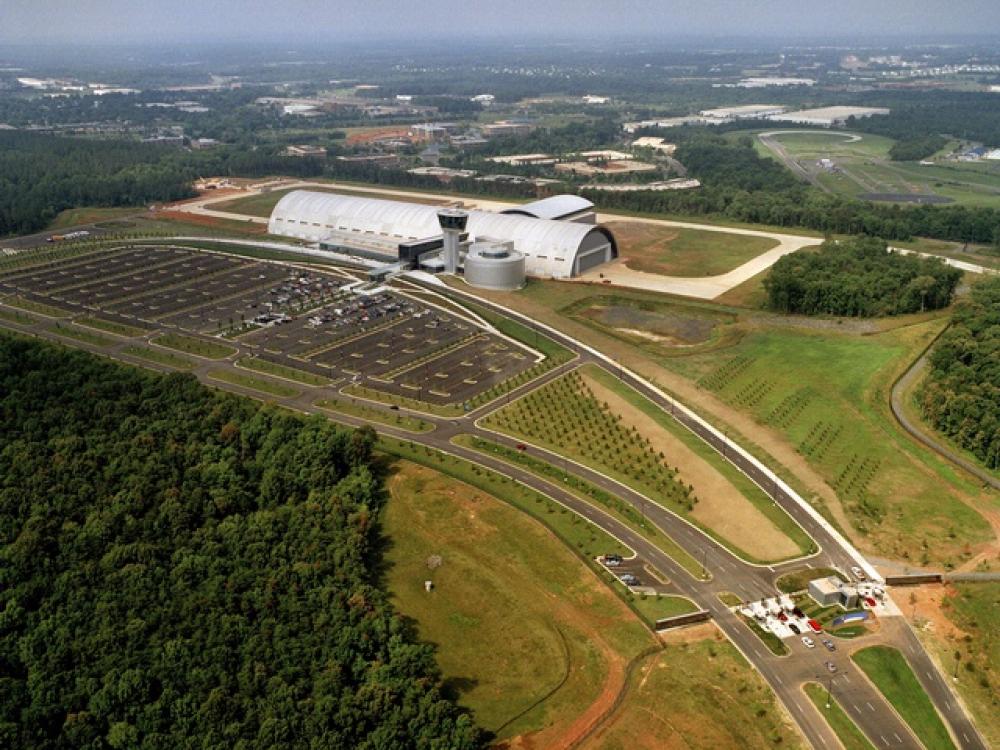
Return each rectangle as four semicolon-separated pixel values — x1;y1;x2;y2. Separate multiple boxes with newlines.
777;612;788;622
807;619;822;634
864;596;878;608
516;444;527;452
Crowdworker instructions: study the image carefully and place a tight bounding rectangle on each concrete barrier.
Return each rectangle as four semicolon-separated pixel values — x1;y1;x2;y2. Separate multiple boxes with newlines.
654;610;711;631
885;574;943;586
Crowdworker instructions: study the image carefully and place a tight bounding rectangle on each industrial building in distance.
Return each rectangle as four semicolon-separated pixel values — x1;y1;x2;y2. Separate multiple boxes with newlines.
267;191;618;289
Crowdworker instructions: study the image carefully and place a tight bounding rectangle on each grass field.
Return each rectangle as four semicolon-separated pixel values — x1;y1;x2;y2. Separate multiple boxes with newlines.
605;221;778;277
381;461;654;742
211;185;448;218
803;682;876;750
630;594;698;623
0;307;37;325
152;333;236;360
659;320;993;567
121;344;195;370
776;567;846;594
581;636;805;750
206;368;300;398
852;646;956;750
314;397;432;433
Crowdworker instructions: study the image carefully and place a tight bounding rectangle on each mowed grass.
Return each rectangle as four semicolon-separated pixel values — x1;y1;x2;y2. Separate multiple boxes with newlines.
47;323;115;347
660;321;992;567
1;295;71;318
763;131;894;160
314;397;432;433
776;567;846;593
382;461;654;741
606;221;778;277
153;333;236;359
630;594;698;623
803;683;876;750
852;646;956;750
212;185;447;218
206;368;300;398
582;636;805;750
237;356;332;386
122;344;195;370
76;316;148;338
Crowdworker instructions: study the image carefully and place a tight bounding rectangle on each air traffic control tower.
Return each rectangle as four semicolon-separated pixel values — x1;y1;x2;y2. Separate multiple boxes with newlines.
437;208;469;274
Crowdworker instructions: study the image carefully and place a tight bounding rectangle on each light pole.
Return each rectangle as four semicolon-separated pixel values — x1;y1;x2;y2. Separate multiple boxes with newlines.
701;548;709;580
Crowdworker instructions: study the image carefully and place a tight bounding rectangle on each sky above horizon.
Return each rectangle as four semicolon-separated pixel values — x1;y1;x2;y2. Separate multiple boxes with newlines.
1;0;998;44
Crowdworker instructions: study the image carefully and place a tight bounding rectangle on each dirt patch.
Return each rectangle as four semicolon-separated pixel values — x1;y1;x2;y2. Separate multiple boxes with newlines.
904;584;970;643
581;303;717;346
581;371;801;561
657;621;720;646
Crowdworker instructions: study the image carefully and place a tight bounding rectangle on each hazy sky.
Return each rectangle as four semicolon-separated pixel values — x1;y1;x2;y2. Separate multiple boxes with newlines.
1;0;998;44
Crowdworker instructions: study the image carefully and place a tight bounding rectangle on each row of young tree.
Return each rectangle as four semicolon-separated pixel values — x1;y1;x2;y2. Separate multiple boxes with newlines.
919;277;1000;470
0;131;325;237
0;336;481;749
763;236;963;317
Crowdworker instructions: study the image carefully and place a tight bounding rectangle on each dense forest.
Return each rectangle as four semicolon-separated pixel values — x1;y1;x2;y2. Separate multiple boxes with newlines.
887;135;949;162
919;277;1000;469
0;131;324;236
0;336;481;749
763;236;963;316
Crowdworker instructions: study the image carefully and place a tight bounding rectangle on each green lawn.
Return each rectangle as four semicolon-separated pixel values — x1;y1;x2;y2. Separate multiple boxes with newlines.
605;220;778;277
152;333;236;360
742;616;789;656
631;594;698;623
381;461;655;740
1;295;71;318
803;683;876;750
206;368;300;398
852;646;957;750
47;206;141;230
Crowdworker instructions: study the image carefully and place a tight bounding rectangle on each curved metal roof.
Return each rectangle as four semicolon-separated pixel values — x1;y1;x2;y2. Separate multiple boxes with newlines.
268;190;614;278
500;194;594;220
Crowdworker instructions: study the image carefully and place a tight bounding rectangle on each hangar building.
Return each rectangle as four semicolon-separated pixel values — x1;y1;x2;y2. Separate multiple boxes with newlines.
267;190;617;279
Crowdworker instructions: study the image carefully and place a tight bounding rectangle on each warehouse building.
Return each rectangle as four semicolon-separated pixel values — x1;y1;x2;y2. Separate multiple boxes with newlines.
268;190;617;281
768;106;890;127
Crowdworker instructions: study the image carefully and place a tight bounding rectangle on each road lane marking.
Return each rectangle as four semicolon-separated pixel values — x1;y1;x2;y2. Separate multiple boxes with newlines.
775;675;783;685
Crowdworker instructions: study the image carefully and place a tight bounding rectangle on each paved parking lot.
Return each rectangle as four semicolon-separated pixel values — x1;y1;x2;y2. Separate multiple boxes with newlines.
1;244;537;407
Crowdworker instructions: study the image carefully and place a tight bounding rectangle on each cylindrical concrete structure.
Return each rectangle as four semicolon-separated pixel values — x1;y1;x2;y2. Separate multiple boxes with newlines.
463;241;526;291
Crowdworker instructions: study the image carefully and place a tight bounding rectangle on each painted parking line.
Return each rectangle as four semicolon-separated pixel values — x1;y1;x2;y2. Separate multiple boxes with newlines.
867;701;876;712
880;735;889;746
893;732;903;744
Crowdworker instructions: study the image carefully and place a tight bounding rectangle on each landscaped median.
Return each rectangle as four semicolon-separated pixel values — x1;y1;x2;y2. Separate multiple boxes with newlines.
481;363;815;565
121;344;195;371
454;434;706;579
852;645;957;750
236;356;333;386
75;316;148;338
803;682;875;750
206;369;300;399
152;332;236;360
315;397;432;433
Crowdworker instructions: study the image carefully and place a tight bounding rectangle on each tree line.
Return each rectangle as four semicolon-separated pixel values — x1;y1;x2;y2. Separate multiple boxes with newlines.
919;277;1000;470
763;236;963;317
0;335;482;749
0;131;324;237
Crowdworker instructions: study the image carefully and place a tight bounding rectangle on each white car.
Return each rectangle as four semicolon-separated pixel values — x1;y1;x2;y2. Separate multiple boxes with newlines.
851;566;866;581
802;636;816;649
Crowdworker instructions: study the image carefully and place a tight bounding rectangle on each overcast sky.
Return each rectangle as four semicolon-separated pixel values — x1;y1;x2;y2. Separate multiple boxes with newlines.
1;0;998;44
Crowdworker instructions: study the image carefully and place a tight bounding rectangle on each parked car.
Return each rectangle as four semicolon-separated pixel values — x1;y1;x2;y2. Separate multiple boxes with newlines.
851;566;866;581
807;619;823;633
864;596;878;608
620;574;640;586
825;661;838;674
822;639;836;652
802;636;816;649
605;554;623;563
516;443;527;451
788;622;801;634
777;612;788;622
604;557;622;568
792;606;805;618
